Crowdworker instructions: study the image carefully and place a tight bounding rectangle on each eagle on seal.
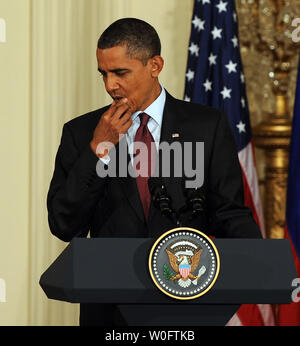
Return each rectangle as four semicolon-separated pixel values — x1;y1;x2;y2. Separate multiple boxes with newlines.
165;244;206;288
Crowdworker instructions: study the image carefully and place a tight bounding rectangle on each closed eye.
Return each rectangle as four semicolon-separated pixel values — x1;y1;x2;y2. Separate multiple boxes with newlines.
115;71;128;76
97;68;129;77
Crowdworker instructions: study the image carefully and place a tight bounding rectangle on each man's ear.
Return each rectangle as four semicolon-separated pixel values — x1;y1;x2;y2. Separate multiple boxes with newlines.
150;56;164;77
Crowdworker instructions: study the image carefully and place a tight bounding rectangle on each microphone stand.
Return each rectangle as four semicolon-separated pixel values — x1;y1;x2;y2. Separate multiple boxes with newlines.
148;179;182;227
148;179;206;229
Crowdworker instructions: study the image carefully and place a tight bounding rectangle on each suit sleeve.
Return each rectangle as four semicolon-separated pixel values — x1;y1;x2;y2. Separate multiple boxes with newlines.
208;111;262;238
47;123;108;242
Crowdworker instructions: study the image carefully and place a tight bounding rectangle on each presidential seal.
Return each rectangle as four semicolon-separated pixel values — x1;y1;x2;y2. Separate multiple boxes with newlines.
149;227;220;300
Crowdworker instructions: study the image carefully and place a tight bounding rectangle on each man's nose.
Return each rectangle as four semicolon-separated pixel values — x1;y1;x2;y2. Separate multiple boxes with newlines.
105;74;119;93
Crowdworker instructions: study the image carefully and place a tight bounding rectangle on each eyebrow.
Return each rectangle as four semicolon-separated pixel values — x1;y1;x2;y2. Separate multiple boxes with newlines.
98;68;130;74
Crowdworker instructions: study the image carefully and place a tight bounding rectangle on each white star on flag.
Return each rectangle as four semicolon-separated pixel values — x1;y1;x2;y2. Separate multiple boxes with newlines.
211;26;222;40
231;36;238;48
203;79;212;91
201;0;210;4
184;95;191;102
186;69;195;82
225;60;237;73
208;53;217;65
236;121;246;133
220;86;232;99
189;42;200;57
216;1;228;13
192;16;205;32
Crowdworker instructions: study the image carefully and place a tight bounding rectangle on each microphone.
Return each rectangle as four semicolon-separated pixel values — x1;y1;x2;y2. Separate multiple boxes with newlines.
148;178;206;227
148;177;182;226
148;177;173;217
185;187;205;219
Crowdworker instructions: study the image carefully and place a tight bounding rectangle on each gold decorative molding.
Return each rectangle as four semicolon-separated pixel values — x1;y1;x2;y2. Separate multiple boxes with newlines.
264;154;289;238
236;0;300;239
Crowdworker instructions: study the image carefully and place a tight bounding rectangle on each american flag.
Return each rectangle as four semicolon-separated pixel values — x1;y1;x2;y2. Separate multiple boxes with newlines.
184;0;274;326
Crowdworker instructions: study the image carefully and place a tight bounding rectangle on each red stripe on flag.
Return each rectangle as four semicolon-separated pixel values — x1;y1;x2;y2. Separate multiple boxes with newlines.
232;167;266;326
236;304;265;326
233;166;275;326
238;141;266;237
240;165;260;228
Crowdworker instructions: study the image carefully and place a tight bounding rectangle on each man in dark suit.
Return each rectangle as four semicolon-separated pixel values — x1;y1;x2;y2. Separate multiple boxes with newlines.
47;18;261;325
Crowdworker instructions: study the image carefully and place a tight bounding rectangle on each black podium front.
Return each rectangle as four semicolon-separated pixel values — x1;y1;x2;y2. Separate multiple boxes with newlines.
40;238;296;325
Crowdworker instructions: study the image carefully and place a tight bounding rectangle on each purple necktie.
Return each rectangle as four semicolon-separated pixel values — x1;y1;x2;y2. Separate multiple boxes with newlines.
134;113;156;220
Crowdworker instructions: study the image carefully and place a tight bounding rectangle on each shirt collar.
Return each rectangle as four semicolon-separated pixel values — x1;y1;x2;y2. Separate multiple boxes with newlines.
131;85;166;127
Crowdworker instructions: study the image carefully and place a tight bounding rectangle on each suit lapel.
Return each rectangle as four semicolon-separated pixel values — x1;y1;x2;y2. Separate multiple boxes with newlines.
148;92;187;222
115;136;145;223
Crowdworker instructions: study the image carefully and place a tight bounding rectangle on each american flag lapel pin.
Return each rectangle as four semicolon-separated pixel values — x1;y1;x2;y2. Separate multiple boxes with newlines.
172;133;180;138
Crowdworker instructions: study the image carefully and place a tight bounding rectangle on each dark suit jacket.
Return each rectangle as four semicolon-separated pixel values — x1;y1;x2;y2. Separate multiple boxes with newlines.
47;91;261;325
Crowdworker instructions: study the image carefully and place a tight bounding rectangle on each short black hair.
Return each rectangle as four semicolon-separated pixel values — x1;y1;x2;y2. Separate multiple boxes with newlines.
97;18;161;65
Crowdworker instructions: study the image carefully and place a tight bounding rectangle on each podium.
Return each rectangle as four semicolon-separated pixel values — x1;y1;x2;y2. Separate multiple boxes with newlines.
40;238;297;326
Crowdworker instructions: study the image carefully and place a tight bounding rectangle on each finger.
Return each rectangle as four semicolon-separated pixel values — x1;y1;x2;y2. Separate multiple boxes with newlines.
111;103;130;122
120;111;132;126
114;97;128;107
120;123;132;135
125;98;138;114
111;98;128;113
105;98;127;117
120;115;133;133
103;100;118;119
